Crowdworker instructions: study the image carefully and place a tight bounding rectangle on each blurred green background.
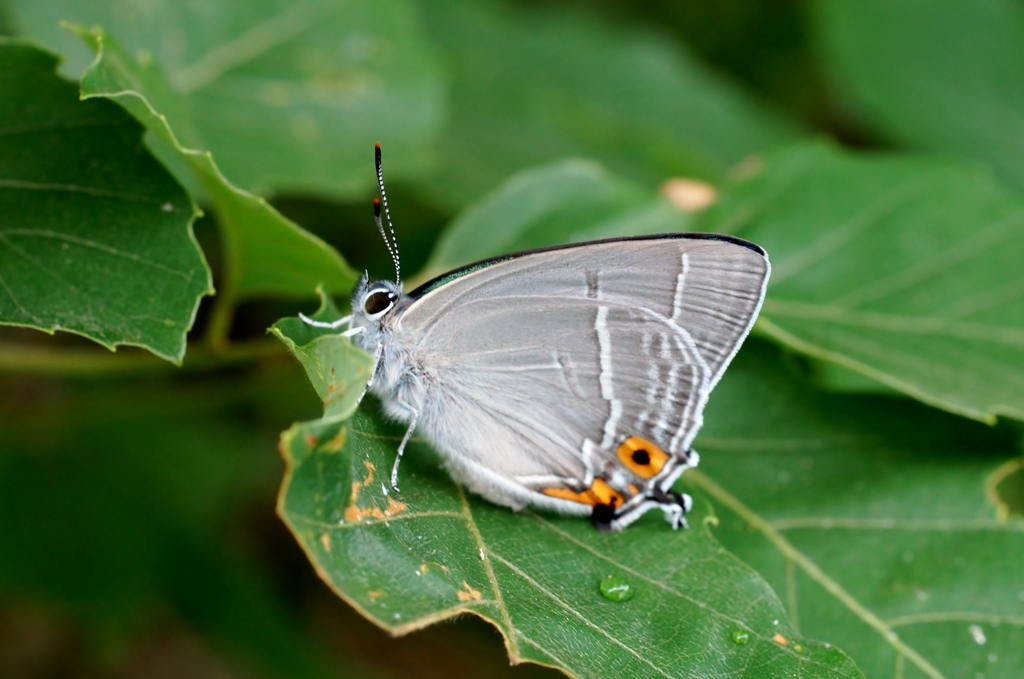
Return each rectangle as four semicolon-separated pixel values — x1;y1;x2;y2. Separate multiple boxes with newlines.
1;0;1023;677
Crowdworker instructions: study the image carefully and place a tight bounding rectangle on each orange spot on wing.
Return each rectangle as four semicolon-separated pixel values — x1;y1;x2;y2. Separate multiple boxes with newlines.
590;479;624;508
541;479;625;508
617;436;670;479
541;486;598;505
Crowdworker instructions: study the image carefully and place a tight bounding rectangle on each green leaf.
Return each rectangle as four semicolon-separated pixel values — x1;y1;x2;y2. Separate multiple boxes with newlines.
416;0;800;207
277;409;862;679
74;28;357;300
812;0;1024;189
270;291;374;423
695;341;1023;679
420;159;689;280
6;0;445;198
0;40;211;362
696;143;1024;423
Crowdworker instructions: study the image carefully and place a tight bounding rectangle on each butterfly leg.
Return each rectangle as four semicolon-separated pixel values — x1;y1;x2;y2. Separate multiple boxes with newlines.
299;312;353;330
652;487;692;530
390;406;419;492
604;488;691;531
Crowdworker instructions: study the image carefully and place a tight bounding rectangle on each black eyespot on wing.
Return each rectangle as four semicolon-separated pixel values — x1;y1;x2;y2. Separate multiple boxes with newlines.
631;449;651;466
363;291;393;315
591;504;616;532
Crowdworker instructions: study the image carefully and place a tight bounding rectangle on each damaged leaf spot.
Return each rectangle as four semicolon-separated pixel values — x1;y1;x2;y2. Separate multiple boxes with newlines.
986;457;1024;520
344;461;408;522
456;581;483;602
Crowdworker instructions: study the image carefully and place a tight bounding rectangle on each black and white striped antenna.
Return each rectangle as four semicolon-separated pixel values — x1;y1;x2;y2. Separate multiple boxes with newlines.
374;143;400;286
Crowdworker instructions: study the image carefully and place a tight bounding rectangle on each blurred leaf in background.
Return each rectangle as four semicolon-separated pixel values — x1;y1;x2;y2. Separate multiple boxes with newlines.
4;0;445;198
814;0;1024;189
420;159;690;280
414;0;800;209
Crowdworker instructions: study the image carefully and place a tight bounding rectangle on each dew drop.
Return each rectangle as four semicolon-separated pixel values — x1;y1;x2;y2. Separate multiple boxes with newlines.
599;574;634;602
730;630;750;645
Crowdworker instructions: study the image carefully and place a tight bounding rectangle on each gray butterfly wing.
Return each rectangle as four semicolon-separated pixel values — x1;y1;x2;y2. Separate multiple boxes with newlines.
399;235;769;506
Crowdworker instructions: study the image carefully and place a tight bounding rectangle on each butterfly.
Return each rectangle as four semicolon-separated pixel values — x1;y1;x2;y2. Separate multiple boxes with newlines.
303;145;770;531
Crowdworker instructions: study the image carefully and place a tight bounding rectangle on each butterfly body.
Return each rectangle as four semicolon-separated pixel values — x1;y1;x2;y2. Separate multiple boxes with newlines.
345;233;770;531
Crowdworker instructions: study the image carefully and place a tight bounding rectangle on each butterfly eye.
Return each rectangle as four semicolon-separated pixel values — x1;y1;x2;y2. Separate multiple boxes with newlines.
363;290;394;316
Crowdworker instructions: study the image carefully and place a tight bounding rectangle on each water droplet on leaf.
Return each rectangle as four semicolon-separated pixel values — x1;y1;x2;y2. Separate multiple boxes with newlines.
730;630;750;645
599;574;634;602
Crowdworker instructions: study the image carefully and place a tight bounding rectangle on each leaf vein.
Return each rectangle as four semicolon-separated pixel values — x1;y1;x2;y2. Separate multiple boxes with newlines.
455;485;519;656
764;298;1024;346
770;517;1024;532
526;514;828;668
770;178;937;284
0;179;166;204
291;510;464;531
690;470;949;679
172;1;340;92
486;549;677;679
1;229;193;279
886;612;1024;628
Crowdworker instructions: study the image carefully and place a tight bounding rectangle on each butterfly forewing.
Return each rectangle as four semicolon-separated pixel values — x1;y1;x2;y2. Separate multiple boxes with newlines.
398;235;769;508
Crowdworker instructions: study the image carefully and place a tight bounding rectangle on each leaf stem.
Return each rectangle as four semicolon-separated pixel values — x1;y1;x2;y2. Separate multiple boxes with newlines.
204;289;237;352
688;469;948;679
0;337;285;377
200;175;242;353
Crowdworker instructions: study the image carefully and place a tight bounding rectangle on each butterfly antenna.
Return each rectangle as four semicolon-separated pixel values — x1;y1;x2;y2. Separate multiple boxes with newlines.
374;143;400;286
